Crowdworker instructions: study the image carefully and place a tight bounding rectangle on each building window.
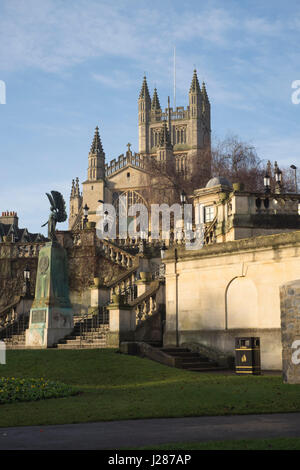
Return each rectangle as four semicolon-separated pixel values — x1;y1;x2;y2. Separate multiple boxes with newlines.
204;205;214;223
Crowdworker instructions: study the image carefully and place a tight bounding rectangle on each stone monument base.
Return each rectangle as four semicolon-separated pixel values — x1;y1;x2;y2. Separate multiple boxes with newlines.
25;307;73;348
25;241;74;348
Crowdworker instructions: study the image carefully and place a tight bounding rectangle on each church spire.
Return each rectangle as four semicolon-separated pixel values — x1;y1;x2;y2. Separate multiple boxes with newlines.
70;179;75;198
201;82;209;101
75;177;80;196
139;75;151;100
138;76;151;153
90;126;103;154
189;69;201;94
88;126;105;181
151;88;161;110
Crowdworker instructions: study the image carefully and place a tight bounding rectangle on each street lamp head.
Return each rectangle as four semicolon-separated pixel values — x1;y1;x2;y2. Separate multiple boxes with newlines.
83;204;89;217
291;165;297;170
160;242;167;260
180;190;187;204
275;167;282;183
264;172;271;192
23;265;30;280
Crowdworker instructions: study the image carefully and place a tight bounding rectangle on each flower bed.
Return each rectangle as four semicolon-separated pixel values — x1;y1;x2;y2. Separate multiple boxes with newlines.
0;377;77;404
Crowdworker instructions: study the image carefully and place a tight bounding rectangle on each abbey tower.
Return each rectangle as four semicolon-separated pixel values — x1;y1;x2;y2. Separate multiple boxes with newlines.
69;70;211;230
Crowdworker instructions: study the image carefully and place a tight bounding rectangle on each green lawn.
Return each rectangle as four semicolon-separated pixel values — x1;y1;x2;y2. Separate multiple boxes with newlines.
0;349;298;427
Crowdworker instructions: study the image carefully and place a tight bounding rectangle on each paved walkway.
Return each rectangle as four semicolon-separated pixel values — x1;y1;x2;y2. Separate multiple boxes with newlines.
1;413;300;449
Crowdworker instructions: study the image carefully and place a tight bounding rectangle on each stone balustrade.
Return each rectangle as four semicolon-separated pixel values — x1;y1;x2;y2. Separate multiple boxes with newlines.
109;270;137;302
105;153;145;177
0;242;44;259
97;238;138;269
135;292;157;325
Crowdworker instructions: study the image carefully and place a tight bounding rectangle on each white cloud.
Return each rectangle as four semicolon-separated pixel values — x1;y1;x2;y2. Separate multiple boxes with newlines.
1;0;287;76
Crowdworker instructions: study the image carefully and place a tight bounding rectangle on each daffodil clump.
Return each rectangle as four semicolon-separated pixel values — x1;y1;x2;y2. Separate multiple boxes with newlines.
0;377;77;404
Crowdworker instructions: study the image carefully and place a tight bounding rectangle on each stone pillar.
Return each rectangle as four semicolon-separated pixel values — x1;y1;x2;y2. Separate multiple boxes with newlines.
25;241;74;348
106;299;136;347
136;277;152;297
280;280;300;383
90;286;110;310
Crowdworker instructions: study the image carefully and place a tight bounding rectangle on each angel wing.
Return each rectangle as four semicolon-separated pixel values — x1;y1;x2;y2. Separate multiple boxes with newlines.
50;190;67;223
46;192;55;210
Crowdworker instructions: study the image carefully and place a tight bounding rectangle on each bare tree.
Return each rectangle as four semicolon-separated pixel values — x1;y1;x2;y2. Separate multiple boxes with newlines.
144;146;212;205
211;135;265;192
143;134;298;203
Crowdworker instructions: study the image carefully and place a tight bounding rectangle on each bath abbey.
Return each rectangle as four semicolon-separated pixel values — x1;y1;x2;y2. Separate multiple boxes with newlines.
1;70;300;380
69;69;211;232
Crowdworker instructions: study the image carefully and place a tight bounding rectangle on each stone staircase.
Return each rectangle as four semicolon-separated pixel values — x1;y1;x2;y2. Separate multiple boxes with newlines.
0;314;29;349
4;333;27;349
54;311;110;349
157;347;227;372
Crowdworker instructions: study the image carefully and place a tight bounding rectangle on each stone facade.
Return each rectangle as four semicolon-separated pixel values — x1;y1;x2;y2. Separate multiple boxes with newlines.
193;179;300;245
69;70;211;231
164;230;300;370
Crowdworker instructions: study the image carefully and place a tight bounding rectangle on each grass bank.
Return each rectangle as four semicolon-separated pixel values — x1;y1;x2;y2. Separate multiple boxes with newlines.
0;349;297;427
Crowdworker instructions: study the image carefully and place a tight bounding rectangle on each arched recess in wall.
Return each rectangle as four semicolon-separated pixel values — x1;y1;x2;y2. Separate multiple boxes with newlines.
227;277;258;329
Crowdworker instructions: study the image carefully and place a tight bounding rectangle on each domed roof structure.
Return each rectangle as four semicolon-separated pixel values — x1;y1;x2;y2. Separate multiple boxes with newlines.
206;176;232;189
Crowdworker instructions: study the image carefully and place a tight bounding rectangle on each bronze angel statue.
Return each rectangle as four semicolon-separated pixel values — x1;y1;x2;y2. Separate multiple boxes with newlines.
42;191;67;240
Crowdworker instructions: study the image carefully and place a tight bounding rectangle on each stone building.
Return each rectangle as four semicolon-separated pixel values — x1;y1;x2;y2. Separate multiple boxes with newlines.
0;211;45;244
69;70;211;232
2;71;300;373
193;177;300;245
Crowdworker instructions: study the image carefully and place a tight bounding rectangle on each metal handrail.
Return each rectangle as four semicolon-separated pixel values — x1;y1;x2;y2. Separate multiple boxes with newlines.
78;304;110;348
0;311;30;344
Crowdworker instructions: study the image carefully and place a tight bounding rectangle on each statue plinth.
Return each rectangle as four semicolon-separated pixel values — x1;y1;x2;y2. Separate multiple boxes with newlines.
25;241;74;348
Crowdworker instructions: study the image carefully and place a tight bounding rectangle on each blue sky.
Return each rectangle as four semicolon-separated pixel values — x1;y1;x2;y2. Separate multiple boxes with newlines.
0;0;300;233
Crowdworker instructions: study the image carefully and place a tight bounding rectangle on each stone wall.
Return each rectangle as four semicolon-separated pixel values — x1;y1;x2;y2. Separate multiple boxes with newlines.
164;230;300;370
0;231;126;315
280;280;300;383
0;244;38;311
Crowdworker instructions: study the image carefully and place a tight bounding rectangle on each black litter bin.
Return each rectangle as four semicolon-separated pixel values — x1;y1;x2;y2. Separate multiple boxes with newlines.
235;337;261;375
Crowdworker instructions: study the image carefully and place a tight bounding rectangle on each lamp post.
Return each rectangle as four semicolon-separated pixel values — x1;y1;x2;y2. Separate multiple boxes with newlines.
179;190;187;243
264;172;271;194
83;203;89;228
174;247;179;348
275;163;283;194
291;165;298;193
160;242;167;260
180;190;187;205
23;265;30;297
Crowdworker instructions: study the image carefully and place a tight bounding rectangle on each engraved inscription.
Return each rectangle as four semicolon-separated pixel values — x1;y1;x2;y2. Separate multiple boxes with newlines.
31;309;46;323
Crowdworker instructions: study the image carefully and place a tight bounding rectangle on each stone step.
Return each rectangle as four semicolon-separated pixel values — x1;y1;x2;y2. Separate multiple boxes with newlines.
187;366;227;372
166;352;207;359
161;348;190;353
58;334;106;343
157;346;226;372
56;343;107;349
181;361;217;368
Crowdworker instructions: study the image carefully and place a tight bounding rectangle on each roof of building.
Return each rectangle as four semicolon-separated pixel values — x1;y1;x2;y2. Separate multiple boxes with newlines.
206;176;232;189
0;222;46;243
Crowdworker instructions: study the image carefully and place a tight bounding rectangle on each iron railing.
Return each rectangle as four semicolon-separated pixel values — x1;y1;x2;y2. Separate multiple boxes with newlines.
78;305;109;347
0;312;30;345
